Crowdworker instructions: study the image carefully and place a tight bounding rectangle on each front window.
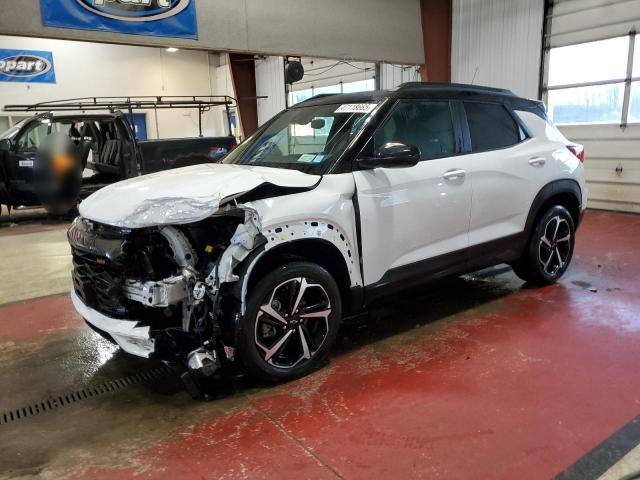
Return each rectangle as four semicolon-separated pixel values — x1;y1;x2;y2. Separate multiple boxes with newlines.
15;119;53;153
223;102;378;174
374;100;456;160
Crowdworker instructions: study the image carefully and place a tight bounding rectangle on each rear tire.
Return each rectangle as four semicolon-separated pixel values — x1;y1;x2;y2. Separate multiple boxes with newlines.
511;205;575;285
239;261;342;382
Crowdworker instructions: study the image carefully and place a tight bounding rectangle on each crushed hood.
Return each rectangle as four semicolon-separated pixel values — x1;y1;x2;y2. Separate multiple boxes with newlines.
79;163;320;228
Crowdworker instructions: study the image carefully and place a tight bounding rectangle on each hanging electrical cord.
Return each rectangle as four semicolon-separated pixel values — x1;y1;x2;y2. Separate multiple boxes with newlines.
303;60;374;77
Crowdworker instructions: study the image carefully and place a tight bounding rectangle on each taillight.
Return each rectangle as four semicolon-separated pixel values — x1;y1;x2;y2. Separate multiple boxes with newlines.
567;145;585;163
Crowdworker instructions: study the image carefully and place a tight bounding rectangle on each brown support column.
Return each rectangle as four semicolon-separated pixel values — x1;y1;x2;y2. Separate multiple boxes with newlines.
228;52;259;138
420;0;452;82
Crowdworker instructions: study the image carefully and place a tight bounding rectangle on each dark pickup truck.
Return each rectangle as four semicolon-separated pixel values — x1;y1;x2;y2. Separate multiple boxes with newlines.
0;96;237;214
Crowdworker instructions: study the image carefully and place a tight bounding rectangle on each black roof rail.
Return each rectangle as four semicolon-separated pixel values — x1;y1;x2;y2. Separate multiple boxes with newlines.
396;82;515;96
3;95;236;113
3;95;237;137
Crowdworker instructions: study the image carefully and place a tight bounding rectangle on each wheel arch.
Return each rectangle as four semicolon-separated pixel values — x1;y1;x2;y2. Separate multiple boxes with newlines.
524;179;583;241
237;237;357;317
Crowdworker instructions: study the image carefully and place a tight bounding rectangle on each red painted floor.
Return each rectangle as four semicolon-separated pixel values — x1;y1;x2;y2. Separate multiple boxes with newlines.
1;210;639;479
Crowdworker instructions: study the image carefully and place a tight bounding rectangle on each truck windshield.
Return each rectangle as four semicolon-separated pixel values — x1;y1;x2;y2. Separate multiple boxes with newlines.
0;119;26;141
222;102;378;174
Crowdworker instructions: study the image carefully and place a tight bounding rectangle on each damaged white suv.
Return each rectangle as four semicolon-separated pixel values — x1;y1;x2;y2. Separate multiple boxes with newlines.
68;82;586;386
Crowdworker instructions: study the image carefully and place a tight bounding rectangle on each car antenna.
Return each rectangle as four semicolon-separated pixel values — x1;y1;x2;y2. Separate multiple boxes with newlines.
471;67;479;85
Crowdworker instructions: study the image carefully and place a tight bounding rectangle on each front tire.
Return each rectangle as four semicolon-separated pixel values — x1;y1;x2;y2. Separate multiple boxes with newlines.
239;261;342;381
512;205;575;285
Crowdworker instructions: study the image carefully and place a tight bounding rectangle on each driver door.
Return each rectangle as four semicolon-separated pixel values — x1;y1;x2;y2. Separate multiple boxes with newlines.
6;115;53;200
353;99;474;287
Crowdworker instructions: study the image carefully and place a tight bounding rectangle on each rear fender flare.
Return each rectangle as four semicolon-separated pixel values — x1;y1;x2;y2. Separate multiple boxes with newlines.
524;179;583;240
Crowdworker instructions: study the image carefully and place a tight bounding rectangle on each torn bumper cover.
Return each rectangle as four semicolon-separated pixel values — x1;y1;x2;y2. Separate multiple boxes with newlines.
71;288;155;358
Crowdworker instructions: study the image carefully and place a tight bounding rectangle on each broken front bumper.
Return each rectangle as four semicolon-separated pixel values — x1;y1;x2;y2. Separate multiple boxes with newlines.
71;289;155;358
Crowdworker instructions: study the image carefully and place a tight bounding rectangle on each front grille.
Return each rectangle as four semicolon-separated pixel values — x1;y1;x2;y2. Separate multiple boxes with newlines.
71;248;128;318
69;218;184;324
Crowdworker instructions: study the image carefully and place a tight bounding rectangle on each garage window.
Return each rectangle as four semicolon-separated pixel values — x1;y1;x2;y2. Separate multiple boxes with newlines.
463;102;522;152
545;35;639;125
629;37;640;123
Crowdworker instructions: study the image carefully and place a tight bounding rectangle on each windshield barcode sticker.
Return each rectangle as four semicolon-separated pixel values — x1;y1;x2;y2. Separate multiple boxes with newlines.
335;103;377;114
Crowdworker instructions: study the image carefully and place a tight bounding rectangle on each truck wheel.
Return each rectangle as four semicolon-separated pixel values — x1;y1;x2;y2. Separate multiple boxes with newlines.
239;261;342;381
512;205;575;285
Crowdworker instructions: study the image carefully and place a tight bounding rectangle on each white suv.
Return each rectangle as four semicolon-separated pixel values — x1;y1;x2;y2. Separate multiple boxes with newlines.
68;82;586;390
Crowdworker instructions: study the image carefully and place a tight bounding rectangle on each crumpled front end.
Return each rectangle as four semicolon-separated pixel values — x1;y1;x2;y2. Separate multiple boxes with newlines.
68;204;265;374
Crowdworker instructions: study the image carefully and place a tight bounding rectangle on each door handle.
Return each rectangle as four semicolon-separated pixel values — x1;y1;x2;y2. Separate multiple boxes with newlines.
528;157;546;167
442;169;466;180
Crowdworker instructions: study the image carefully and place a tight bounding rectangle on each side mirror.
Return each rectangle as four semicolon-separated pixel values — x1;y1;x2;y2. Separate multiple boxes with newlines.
357;142;420;169
0;139;12;151
310;118;326;129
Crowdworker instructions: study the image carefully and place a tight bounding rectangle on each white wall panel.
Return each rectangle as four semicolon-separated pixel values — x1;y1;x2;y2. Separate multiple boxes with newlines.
452;0;544;99
255;56;286;127
379;64;421;90
560;124;640;212
0;35;230;139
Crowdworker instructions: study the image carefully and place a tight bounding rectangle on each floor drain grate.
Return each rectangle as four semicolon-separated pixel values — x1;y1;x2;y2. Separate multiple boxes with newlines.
0;365;174;426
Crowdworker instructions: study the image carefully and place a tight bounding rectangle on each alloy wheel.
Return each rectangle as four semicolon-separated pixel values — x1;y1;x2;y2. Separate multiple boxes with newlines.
254;277;332;368
538;216;571;276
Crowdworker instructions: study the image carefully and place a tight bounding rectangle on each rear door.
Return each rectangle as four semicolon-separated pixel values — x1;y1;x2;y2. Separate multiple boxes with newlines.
460;101;549;248
353;99;474;286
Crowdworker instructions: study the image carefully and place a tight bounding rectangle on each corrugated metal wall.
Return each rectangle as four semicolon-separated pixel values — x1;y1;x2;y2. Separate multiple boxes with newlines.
255;56;286;127
546;0;640;213
379;64;421;90
451;0;544;99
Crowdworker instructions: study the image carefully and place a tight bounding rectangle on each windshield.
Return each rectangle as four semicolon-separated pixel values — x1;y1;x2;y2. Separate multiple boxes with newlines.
0;119;27;141
222;102;378;174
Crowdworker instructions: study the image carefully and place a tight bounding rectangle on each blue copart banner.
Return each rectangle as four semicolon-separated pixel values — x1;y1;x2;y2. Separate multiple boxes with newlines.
40;0;198;39
0;49;56;83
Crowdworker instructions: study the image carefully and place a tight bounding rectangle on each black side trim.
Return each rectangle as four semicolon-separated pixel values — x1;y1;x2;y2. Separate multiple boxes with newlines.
352;186;364;283
364;232;526;305
364;248;468;303
467;232;526;271
347;285;365;317
555;416;640;480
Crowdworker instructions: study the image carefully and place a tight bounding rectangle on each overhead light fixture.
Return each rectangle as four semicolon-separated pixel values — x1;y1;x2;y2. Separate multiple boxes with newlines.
165;47;179;53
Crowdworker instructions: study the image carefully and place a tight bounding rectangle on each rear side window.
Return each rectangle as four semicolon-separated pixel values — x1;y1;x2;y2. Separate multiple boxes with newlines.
374;100;456;160
463;102;522;152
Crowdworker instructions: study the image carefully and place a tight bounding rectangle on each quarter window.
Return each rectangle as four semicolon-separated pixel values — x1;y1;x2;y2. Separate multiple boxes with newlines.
463;102;521;152
374;101;455;160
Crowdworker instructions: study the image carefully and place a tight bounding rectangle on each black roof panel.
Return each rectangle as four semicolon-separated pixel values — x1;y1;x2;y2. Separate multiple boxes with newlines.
292;81;544;116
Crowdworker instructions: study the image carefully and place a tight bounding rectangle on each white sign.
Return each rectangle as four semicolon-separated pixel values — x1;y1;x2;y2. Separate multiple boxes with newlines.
335;103;377;114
